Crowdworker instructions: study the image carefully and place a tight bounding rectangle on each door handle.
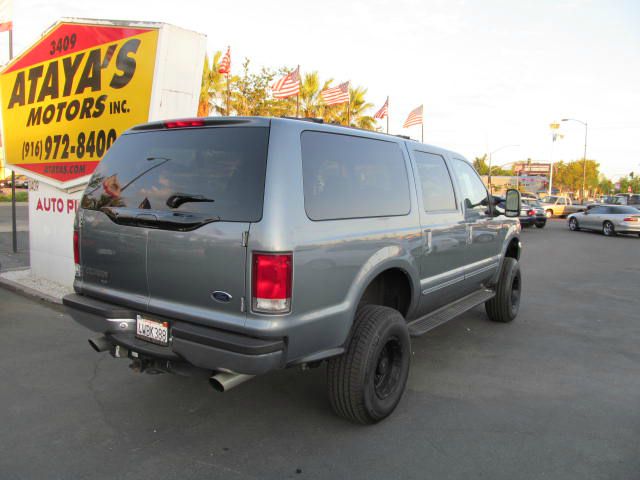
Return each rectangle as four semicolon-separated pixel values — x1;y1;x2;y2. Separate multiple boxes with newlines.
424;229;433;254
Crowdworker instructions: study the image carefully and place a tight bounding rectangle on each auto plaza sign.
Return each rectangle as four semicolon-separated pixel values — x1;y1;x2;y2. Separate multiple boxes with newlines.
0;21;159;184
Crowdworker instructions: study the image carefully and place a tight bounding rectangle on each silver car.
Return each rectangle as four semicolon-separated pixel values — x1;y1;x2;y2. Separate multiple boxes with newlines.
568;205;640;237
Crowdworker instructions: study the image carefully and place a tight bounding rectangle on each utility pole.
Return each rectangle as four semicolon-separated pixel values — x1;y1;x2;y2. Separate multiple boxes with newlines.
9;27;17;253
562;118;588;202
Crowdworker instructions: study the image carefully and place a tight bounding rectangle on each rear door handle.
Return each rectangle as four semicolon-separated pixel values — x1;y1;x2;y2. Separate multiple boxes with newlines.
423;229;433;254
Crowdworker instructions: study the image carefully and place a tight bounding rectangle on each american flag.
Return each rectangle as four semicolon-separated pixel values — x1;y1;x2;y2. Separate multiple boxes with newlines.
403;105;423;128
0;0;12;32
374;97;388;119
321;81;350;106
218;47;231;75
272;66;300;99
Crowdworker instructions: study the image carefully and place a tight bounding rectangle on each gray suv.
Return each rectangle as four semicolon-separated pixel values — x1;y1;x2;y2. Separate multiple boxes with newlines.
64;117;522;424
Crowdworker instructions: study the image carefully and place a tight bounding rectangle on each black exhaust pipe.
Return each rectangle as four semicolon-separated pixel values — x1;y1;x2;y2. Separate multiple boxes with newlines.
88;335;111;353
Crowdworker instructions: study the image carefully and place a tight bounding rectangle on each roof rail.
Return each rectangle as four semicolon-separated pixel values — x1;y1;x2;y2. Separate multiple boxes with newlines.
280;116;324;124
395;134;412;140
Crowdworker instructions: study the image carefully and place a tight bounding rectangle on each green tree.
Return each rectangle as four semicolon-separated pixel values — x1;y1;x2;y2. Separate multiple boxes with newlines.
618;174;640;194
198;51;227;117
552;159;600;196
473;154;513;176
325;86;374;128
298;71;333;119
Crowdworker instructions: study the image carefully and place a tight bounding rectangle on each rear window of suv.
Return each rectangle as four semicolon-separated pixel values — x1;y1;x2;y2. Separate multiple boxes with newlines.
81;127;269;222
301;131;410;220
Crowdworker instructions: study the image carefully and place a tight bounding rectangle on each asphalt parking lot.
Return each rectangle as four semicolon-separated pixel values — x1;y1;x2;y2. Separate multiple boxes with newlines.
1;219;638;480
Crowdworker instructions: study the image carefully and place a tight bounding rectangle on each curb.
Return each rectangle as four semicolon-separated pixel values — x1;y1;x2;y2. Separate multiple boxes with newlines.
0;273;63;305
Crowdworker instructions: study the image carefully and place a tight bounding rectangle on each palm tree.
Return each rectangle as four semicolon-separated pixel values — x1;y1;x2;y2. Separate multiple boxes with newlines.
322;85;374;129
197;51;227;117
299;72;333;119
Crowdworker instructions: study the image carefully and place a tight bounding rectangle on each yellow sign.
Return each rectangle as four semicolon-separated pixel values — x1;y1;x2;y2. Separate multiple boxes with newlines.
0;22;158;183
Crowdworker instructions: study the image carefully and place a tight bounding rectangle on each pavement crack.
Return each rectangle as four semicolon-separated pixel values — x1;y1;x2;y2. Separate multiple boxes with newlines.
87;354;123;438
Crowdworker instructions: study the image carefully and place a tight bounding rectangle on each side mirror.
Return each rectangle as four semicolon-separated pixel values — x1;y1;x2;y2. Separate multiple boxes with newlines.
504;189;521;218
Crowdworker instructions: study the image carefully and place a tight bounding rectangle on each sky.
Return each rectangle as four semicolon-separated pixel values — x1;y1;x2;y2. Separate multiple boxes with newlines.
2;0;639;179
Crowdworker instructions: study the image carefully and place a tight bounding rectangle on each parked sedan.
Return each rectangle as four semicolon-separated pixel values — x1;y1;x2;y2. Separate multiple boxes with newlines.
519;200;547;228
568;205;640;237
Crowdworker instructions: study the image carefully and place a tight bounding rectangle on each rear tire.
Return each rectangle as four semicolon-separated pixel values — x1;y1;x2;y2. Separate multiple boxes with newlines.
603;221;615;236
535;221;546;229
327;305;411;425
485;257;521;323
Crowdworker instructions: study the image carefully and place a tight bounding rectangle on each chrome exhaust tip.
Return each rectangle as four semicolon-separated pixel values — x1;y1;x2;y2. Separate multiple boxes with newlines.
209;372;254;392
88;335;111;353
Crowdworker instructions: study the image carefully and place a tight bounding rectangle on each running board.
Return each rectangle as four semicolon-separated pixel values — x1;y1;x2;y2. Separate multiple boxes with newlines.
408;289;495;337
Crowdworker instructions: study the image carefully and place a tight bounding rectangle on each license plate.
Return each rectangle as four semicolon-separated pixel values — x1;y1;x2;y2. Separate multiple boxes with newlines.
136;316;169;346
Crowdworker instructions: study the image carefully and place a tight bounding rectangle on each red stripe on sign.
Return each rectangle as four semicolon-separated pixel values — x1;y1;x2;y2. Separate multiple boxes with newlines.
18;161;100;181
3;23;155;74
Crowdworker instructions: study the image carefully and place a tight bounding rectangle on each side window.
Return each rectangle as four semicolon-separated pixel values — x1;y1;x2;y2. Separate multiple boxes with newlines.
413;151;457;212
301;131;411;221
452;159;490;219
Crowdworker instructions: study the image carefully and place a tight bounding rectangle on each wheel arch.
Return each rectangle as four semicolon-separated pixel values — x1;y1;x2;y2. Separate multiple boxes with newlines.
489;226;521;287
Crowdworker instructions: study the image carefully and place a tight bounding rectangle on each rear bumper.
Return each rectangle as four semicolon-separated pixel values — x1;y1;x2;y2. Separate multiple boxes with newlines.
615;221;640;233
520;216;545;226
63;293;286;375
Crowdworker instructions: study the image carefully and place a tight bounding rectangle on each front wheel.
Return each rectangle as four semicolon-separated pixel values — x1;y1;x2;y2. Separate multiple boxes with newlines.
485;257;521;323
568;217;580;231
327;305;411;424
603;221;616;236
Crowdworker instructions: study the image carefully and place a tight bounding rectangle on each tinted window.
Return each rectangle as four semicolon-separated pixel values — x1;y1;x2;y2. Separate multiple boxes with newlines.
611;206;639;214
589;206;606;214
452;159;490;218
413;151;457;211
82;127;269;222
301;131;410;220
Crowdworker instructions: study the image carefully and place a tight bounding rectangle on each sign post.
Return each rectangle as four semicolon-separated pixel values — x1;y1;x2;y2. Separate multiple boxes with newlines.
0;18;205;286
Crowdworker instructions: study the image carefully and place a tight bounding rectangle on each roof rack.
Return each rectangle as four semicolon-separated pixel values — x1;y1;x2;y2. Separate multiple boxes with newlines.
394;134;412;140
280;116;324;124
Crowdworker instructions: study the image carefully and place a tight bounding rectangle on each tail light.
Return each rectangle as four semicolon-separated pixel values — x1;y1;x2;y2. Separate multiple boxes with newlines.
527;209;536;216
164;119;205;128
623;217;639;222
252;253;292;314
73;230;80;265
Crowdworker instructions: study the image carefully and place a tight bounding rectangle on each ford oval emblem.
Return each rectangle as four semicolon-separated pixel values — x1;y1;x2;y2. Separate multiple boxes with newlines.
212;291;232;303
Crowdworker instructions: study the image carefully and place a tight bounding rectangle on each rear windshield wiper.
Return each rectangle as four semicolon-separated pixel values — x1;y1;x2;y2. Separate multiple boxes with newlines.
101;207;220;231
166;193;215;209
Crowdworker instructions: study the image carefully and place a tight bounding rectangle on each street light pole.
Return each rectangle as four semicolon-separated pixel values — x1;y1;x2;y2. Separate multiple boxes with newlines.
487;144;519;194
561;118;588;202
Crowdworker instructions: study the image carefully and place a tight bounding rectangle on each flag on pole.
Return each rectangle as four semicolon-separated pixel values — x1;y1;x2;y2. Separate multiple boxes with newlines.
218;46;231;74
403;105;423;128
373;98;388;119
0;0;12;32
272;66;300;99
321;81;350;105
